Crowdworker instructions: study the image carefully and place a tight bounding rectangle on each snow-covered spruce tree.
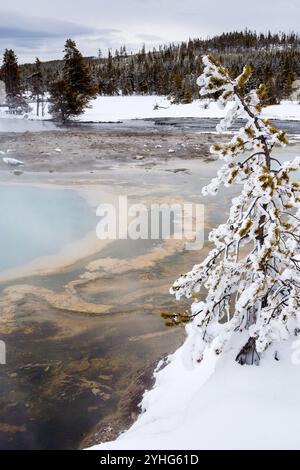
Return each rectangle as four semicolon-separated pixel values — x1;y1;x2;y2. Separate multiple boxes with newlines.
169;55;300;365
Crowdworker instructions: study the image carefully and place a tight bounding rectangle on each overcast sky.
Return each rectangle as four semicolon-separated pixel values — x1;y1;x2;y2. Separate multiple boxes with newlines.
0;0;299;63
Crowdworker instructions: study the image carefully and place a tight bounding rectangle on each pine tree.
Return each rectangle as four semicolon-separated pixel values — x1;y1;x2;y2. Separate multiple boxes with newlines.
49;39;97;122
31;58;44;117
2;49;20;97
182;81;193;104
283;71;294;99
281;53;295;99
48;80;70;123
264;74;278;105
62;39;96;99
1;49;29;114
171;72;183;103
170;55;300;366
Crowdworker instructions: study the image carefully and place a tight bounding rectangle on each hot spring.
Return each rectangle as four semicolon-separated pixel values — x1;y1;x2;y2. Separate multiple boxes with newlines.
0;185;96;273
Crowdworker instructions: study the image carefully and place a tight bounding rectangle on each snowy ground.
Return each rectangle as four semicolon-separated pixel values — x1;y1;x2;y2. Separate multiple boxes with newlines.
88;331;300;450
78;97;300;122
2;96;300;123
81;98;300;122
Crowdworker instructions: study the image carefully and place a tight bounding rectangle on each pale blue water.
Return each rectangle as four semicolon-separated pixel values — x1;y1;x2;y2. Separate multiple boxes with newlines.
273;145;300;180
0;185;96;272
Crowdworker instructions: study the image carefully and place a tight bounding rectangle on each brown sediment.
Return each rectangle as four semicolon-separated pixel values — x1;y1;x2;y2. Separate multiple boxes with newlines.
0;129;221;449
0;129;224;173
0;192;211;447
81;358;163;448
0;199;196;446
0;424;26;434
0;233;208;327
0;240;187;448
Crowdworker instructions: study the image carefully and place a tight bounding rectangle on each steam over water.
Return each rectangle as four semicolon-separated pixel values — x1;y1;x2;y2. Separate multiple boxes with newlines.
0;118;60;133
0;185;96;272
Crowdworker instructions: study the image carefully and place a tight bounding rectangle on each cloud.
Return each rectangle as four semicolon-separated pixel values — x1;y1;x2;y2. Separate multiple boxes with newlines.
136;34;164;42
0;9;96;38
0;9;122;61
1;1;300;63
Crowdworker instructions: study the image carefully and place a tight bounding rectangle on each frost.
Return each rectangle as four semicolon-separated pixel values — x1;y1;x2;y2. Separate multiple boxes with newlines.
171;55;300;366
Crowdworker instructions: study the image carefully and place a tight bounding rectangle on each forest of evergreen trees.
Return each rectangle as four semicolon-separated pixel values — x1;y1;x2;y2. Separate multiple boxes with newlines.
2;30;300;113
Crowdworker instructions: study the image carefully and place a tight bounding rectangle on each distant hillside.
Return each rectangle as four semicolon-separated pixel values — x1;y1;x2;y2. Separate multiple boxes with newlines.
19;30;300;104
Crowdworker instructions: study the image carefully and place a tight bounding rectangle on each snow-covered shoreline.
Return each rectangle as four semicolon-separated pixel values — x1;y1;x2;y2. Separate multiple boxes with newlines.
88;333;300;450
2;96;300;124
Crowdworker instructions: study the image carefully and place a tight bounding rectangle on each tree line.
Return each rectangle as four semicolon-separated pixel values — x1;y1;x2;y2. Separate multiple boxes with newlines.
1;30;300;121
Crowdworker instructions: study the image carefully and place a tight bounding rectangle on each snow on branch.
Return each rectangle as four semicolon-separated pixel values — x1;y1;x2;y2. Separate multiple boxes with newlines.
170;54;300;366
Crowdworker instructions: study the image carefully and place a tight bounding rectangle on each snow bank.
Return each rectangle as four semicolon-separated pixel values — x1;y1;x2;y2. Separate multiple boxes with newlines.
88;333;300;450
3;96;300;123
262;100;300;121
21;96;230;122
79;96;230;122
63;97;300;122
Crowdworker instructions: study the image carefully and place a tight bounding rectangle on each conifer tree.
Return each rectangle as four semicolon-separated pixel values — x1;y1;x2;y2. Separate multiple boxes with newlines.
31;58;44;117
282;53;295;98
2;49;19;96
48;80;70;123
265;76;278;105
170;55;300;366
283;72;294;99
1;49;29;114
171;72;183;103
49;39;97;122
182;81;193;103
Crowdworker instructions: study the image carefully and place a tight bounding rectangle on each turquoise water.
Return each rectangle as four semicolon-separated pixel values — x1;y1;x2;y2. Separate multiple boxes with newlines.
0;185;96;272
